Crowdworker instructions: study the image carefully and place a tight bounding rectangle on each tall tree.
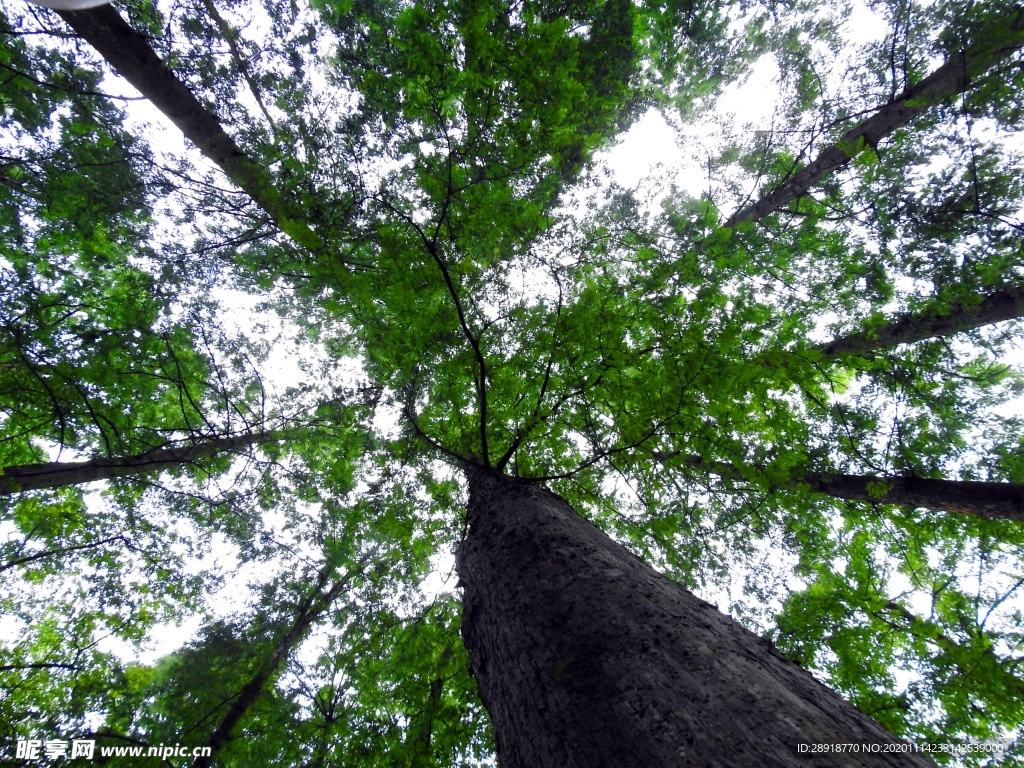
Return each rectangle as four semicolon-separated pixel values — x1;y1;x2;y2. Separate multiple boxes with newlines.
0;430;286;494
721;4;1024;228
5;0;1024;764
457;466;937;766
813;283;1024;359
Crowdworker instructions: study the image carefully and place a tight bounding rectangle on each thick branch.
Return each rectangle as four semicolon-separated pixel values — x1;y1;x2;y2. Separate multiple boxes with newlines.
815;284;1024;359
724;8;1024;229
381;193;491;465
55;5;324;254
677;455;1024;521
429;243;490;465
0;432;284;494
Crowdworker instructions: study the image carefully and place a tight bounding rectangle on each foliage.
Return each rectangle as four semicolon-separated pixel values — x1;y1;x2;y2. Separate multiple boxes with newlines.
2;0;1024;765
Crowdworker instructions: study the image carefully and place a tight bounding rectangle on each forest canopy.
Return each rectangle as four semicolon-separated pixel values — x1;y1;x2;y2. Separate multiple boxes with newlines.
2;0;1024;764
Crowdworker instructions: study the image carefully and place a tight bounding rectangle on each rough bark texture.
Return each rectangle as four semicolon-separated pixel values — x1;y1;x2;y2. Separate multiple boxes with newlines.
723;8;1024;229
456;467;936;767
816;285;1024;358
56;6;324;254
0;432;280;494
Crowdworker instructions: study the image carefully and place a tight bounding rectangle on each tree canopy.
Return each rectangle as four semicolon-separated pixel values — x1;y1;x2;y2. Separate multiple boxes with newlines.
2;0;1024;764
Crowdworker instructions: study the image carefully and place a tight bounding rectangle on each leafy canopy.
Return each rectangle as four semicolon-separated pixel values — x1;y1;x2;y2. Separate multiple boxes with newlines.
2;0;1024;764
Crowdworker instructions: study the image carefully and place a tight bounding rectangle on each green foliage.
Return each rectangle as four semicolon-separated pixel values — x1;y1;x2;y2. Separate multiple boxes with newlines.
773;508;1024;760
3;0;1024;764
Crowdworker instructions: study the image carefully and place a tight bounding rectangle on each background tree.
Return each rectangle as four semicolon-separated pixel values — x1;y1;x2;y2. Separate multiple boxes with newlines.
2;0;1024;764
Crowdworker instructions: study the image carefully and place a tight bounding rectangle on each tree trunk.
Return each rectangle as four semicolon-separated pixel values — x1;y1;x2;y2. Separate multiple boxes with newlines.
0;432;282;494
55;6;325;255
405;648;451;768
802;472;1024;521
723;8;1024;229
814;284;1024;359
677;455;1024;521
456;466;936;767
193;555;371;768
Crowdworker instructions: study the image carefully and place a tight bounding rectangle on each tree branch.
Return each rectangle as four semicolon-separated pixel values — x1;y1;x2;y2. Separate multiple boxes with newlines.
1;535;125;573
55;5;326;255
0;431;285;494
192;555;375;768
724;8;1024;228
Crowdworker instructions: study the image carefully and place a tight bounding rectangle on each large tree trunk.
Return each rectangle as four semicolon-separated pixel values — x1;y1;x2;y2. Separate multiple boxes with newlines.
0;432;281;494
814;284;1024;359
456;466;936;767
723;8;1024;229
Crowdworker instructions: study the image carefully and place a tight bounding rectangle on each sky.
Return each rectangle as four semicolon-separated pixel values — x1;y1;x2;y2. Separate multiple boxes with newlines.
6;2;1024;735
3;0;884;638
41;6;795;661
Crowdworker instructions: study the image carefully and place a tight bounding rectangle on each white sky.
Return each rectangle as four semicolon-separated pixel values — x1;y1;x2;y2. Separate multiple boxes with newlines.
7;5;1024;744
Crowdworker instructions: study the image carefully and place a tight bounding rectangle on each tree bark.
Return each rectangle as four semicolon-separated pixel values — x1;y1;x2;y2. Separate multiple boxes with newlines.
723;8;1024;229
55;6;325;255
678;455;1024;521
456;466;936;767
802;472;1024;521
0;432;282;494
813;284;1024;359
